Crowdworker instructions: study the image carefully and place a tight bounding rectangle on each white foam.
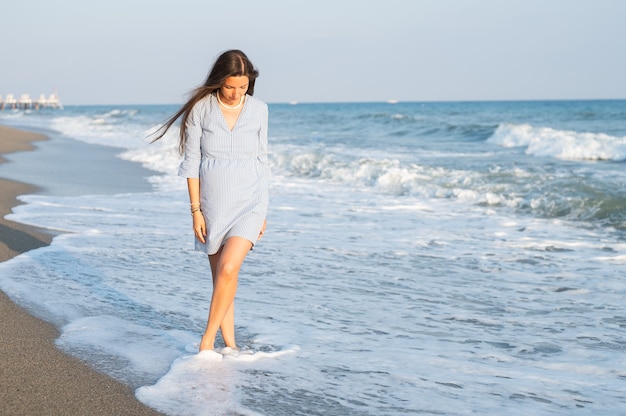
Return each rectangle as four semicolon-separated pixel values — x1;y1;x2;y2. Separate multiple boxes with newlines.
488;123;626;161
136;352;252;416
136;347;297;416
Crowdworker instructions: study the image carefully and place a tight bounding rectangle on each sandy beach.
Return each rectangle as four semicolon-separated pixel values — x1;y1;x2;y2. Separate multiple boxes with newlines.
0;125;163;415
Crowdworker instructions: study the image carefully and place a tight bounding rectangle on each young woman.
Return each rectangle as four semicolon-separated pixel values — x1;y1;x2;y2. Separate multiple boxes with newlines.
153;50;269;351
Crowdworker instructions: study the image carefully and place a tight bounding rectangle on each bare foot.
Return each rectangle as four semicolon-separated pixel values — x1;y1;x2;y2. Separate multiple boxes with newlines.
199;334;214;351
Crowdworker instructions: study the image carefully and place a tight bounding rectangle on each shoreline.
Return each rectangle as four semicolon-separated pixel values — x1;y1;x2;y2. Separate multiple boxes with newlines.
0;125;163;415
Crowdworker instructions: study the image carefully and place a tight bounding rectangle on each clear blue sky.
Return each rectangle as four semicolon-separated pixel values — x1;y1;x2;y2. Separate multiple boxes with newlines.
2;0;625;105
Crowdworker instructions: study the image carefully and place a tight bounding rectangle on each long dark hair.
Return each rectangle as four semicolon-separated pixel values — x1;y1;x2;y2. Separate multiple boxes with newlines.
151;49;259;154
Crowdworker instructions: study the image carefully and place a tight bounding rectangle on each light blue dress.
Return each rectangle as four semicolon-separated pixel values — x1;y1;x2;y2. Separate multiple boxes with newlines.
178;93;269;255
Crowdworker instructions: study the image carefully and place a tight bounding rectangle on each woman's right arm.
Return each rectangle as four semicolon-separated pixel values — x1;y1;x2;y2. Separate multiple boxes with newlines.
187;178;206;243
178;99;206;243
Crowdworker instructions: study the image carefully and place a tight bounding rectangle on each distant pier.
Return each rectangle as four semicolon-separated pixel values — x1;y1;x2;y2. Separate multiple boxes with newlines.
0;92;63;110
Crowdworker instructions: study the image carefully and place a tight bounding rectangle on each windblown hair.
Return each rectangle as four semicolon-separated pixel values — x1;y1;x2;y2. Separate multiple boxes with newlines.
151;49;259;154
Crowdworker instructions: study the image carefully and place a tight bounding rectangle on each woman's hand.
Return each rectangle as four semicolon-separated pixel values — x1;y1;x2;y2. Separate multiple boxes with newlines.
258;219;267;240
193;211;207;243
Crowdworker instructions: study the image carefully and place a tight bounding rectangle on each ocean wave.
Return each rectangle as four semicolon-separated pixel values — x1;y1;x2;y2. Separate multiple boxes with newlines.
488;123;626;161
270;147;530;211
271;148;447;197
50;109;151;149
269;146;626;229
522;190;626;230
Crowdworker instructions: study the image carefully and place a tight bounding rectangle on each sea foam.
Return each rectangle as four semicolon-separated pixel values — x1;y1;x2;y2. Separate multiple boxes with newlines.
488;123;626;161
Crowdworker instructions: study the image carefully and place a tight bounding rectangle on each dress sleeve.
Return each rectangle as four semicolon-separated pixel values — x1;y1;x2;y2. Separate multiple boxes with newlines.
177;101;204;178
258;102;271;177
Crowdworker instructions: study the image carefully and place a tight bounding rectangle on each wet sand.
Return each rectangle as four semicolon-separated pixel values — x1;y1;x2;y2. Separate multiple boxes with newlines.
0;125;163;415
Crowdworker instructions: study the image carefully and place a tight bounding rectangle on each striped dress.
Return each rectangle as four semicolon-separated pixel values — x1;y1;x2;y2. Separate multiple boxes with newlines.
178;93;269;255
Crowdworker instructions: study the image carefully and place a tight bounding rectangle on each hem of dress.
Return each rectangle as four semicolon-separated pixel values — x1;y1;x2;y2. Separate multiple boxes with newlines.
194;236;256;256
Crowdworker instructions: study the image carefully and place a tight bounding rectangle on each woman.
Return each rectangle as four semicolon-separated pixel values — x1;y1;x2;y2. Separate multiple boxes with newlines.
153;50;269;351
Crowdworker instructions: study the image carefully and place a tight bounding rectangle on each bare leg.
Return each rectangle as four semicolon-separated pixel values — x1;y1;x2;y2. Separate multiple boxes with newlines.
199;237;252;351
208;247;236;348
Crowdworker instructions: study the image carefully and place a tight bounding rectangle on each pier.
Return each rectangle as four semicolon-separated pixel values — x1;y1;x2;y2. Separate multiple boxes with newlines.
0;92;62;110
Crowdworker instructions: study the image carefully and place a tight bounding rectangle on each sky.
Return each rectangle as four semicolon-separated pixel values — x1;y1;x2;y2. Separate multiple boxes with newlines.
2;0;625;105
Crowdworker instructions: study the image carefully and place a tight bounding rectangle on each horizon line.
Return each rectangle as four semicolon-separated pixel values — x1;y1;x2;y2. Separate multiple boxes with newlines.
50;97;626;107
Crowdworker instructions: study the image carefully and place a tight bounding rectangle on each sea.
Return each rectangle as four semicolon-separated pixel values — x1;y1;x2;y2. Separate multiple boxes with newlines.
0;99;625;415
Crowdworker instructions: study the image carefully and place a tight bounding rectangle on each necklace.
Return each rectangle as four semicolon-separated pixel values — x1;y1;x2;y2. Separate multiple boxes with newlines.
216;93;244;110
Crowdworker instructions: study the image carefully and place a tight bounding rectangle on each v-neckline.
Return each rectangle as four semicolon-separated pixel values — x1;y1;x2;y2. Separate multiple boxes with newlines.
216;94;246;132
